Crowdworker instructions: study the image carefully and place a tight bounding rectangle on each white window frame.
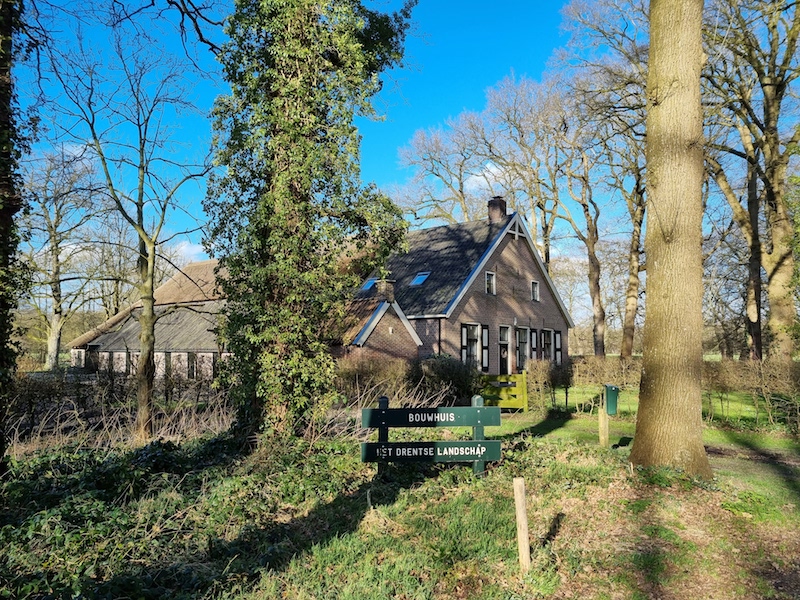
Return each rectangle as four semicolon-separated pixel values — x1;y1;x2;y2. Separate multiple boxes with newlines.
499;325;511;374
485;271;496;295
531;280;540;302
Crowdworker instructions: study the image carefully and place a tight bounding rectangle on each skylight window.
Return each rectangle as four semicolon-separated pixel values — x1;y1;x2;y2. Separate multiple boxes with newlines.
362;277;377;290
409;271;431;286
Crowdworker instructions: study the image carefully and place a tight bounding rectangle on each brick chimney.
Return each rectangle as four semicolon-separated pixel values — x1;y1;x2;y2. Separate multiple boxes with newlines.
376;279;395;303
488;196;507;224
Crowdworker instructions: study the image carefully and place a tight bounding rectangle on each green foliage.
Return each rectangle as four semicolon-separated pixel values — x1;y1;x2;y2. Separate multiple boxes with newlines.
204;0;415;440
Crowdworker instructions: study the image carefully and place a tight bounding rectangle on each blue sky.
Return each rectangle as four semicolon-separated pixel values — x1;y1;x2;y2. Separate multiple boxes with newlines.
358;1;568;192
22;1;571;264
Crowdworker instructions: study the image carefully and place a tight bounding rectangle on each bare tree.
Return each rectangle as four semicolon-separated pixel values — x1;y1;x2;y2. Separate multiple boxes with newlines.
629;0;711;477
561;0;650;359
398;113;490;225
20;147;104;370
400;75;612;355
703;0;800;360
39;11;210;441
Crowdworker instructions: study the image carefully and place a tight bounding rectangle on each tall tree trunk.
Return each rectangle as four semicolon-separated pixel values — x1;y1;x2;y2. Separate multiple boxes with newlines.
46;312;64;370
47;256;64;370
745;158;762;360
621;191;644;359
588;249;606;357
0;0;20;477
629;0;711;478
134;242;156;442
762;158;795;360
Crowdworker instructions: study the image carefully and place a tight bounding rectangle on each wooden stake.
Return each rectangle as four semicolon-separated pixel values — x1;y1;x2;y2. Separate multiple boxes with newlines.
513;477;531;576
599;392;609;448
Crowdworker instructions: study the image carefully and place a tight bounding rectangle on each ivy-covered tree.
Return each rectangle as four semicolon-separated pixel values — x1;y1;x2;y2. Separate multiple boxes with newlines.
0;0;26;476
205;0;414;441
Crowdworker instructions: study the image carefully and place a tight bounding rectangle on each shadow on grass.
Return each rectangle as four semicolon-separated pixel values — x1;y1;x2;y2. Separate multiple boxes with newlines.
88;461;432;598
503;408;573;441
0;432;245;529
718;429;800;504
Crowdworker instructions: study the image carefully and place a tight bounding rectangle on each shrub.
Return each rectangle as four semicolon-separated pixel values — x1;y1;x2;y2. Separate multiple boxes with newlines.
407;354;482;406
702;358;800;431
571;356;641;390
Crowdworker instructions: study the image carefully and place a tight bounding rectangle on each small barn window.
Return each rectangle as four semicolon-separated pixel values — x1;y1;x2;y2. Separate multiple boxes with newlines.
485;271;496;295
531;280;540;302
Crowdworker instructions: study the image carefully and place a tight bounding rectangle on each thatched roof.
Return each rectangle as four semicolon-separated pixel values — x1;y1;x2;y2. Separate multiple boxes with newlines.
69;259;224;350
79;301;223;353
153;259;221;305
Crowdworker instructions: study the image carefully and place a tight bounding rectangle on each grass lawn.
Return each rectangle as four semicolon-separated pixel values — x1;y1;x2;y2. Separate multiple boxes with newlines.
1;391;799;599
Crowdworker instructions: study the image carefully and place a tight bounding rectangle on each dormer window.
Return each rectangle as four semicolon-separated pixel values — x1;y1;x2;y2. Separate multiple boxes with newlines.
362;277;377;290
485;271;496;295
410;271;430;286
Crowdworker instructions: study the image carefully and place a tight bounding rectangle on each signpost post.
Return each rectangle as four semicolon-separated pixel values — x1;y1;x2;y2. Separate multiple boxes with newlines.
361;395;502;476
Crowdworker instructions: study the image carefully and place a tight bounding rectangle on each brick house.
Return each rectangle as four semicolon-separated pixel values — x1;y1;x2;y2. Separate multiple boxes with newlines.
343;197;573;373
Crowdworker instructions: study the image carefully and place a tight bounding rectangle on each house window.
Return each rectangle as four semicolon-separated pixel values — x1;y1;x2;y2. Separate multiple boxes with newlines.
362;277;377;290
461;324;480;368
410;271;430;286
515;327;529;373
461;324;488;370
554;331;563;366
530;329;538;360
485;271;496;295
531;280;540;302
540;329;553;361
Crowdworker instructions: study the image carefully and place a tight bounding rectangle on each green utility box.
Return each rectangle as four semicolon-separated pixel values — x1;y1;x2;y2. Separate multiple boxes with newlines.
605;384;619;416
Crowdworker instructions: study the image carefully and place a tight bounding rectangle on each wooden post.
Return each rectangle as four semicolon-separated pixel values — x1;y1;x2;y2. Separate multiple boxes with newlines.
472;394;485;477
513;477;531;576
599;389;609;448
377;396;389;476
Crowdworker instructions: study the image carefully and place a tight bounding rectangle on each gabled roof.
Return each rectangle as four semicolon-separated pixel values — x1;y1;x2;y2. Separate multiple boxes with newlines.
335;297;422;348
358;213;574;328
357;215;513;317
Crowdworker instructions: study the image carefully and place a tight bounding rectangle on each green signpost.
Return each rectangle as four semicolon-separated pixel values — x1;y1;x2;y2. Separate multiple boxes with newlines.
361;396;502;475
361;440;502;463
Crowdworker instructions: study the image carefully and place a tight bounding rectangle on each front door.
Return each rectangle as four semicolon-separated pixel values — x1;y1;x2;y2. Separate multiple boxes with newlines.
499;326;510;375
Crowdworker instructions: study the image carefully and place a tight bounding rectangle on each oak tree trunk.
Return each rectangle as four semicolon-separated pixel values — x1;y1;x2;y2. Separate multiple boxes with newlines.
629;0;712;478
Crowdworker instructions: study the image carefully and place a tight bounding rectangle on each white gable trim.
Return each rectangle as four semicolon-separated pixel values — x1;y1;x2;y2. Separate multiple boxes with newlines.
352;301;423;347
443;213;575;328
